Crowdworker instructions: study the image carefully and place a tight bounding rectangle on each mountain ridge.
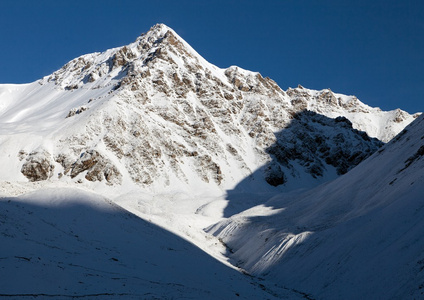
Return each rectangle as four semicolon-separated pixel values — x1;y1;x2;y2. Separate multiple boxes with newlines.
0;23;418;193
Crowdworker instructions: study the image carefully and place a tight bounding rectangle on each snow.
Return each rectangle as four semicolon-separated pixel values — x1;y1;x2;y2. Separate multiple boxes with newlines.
207;114;424;299
0;187;300;299
0;23;421;298
290;86;419;142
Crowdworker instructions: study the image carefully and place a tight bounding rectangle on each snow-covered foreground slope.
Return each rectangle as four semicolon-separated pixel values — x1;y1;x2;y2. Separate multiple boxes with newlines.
207;114;424;299
0;187;304;299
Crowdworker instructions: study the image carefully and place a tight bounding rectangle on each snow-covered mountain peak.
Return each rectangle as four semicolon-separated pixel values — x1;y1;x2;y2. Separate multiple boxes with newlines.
0;24;419;194
38;22;418;141
140;23;173;37
42;23;223;93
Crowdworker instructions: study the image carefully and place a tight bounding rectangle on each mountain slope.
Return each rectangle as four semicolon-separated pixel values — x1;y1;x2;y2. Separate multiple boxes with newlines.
0;24;417;196
0;187;307;299
207;114;424;299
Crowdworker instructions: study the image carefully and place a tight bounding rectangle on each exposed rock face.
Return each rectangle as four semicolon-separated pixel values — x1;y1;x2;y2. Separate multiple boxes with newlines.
66;106;88;118
265;111;384;185
206;114;424;300
20;148;121;185
264;162;287;187
9;24;418;190
21;150;55;182
69;150;122;185
285;87;421;143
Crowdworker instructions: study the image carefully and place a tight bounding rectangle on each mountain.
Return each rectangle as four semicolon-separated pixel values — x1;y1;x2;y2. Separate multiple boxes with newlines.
0;24;418;196
0;23;421;298
207;114;424;299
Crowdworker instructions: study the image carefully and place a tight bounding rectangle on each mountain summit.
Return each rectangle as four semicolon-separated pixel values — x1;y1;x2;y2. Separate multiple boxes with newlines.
0;24;419;193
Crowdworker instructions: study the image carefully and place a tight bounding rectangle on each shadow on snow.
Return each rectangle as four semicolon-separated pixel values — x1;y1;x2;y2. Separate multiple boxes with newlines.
0;189;272;299
223;110;383;218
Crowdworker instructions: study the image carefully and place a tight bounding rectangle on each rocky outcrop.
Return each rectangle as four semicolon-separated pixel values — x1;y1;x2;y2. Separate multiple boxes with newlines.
65;150;122;185
265;111;384;185
21;150;55;182
264;162;287;187
66;106;88;118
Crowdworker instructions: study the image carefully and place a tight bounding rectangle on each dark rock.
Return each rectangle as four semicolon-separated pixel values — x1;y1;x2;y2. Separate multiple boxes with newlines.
21;150;55;182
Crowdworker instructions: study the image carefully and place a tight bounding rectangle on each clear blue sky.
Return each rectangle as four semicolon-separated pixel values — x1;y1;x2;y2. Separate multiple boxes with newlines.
1;0;423;114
